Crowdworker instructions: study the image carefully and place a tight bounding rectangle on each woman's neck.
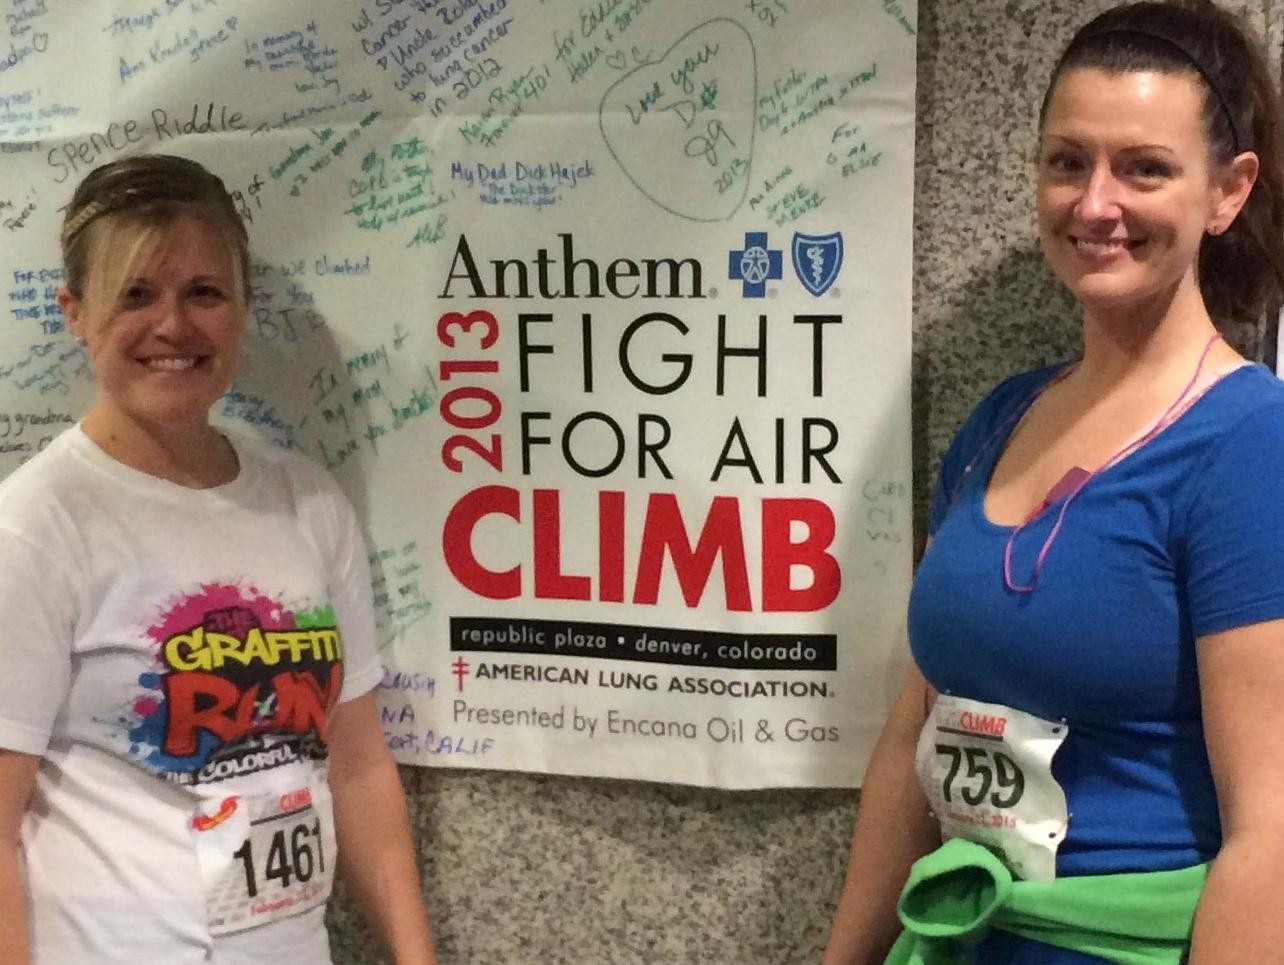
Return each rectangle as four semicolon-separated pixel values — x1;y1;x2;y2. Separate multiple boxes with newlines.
81;409;239;489
1075;280;1224;392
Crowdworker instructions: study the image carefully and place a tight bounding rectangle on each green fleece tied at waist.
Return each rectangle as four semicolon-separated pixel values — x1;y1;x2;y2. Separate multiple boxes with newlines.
885;838;1208;965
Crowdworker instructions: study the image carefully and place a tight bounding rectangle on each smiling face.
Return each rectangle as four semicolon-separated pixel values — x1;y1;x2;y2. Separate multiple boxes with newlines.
1037;67;1228;321
61;214;245;439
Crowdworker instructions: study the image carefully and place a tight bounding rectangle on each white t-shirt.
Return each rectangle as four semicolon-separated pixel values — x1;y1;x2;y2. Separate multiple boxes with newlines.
0;426;382;964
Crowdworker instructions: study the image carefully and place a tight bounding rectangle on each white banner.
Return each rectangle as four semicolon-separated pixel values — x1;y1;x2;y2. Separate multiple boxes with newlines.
0;0;915;788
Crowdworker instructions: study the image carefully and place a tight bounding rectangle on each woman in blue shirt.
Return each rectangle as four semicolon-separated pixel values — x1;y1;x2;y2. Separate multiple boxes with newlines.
825;2;1284;962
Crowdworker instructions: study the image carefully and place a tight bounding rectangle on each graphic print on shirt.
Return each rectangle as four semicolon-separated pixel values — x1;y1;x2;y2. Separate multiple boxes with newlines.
127;582;345;785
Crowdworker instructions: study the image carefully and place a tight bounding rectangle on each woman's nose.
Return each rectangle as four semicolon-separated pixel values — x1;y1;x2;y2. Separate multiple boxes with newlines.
1076;164;1124;223
153;295;194;337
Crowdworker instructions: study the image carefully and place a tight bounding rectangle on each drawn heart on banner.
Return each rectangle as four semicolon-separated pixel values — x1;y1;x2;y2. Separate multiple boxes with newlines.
599;18;757;223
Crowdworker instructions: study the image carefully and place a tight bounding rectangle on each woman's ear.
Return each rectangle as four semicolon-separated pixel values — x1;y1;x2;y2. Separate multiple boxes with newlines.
1207;151;1259;236
57;287;86;343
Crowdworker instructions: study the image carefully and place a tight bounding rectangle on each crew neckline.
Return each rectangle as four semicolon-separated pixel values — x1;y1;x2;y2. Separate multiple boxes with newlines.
68;423;252;501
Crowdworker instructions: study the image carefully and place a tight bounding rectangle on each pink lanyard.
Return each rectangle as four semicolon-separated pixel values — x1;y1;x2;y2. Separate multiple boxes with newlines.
1001;332;1223;593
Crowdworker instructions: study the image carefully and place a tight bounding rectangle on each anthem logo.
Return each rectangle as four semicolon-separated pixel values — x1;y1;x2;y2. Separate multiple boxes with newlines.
439;233;704;299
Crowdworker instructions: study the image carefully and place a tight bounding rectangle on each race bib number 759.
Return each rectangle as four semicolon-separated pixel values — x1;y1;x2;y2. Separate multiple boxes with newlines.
915;694;1069;882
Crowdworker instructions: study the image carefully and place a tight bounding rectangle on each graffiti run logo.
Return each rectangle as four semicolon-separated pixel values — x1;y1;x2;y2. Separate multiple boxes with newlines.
128;584;345;785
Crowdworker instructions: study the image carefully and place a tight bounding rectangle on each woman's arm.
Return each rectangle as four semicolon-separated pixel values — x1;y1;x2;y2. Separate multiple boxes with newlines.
822;662;940;965
0;750;38;965
1188;618;1284;964
327;693;437;965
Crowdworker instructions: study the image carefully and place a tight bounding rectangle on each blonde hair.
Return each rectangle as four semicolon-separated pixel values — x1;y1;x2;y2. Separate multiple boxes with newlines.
73;212;246;323
61;155;249;322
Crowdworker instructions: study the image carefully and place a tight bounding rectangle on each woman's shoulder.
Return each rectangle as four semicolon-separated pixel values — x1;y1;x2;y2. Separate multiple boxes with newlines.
0;428;91;518
1186;364;1284;447
1210;362;1284;407
230;431;341;491
227;430;359;526
0;430;101;570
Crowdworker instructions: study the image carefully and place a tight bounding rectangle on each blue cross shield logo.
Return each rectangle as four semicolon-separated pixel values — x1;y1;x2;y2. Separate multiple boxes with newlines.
728;231;783;298
792;231;844;296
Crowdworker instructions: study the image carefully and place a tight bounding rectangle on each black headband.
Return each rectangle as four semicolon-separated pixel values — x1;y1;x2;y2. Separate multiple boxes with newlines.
1072;26;1243;153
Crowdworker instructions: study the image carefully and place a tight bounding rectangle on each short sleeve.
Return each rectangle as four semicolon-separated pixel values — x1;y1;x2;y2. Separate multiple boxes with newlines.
289;462;382;705
328;491;383;703
1182;402;1284;637
0;530;75;754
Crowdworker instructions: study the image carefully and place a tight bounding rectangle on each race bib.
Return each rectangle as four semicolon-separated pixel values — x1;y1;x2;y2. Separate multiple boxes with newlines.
914;694;1069;882
191;775;337;937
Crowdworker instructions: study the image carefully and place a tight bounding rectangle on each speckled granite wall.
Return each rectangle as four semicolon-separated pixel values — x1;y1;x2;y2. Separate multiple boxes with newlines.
328;2;1284;962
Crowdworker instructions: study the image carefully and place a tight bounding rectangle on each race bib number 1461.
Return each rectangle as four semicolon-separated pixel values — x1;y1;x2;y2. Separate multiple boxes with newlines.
192;779;337;936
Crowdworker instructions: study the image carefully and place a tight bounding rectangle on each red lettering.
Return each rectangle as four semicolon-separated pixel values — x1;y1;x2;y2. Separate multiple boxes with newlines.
272;666;343;741
958;712;1007;736
163;667;341;756
533;489;591;600
442;485;520;599
163;673;258;756
633;494;751;610
280;788;313;811
761;498;840;611
442;487;843;612
598;490;625;603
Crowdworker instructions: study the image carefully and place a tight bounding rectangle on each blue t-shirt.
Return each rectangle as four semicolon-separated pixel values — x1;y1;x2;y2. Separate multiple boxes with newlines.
908;363;1284;964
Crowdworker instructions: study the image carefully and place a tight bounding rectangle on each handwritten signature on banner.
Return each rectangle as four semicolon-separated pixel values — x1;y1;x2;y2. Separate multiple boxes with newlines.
0;341;88;397
861;478;909;578
599;19;756;222
267;110;381;198
118;15;240;84
458;64;552;150
0;406;72;462
0;88;77;148
346;138;452;247
103;0;219;38
827;121;883;180
550;0;656;85
242;20;343;98
303;329;439;474
370;538;433;646
755;63;879;139
1;0;51;77
351;0;515;116
6;267;62;334
448;157;594;211
45;104;247;185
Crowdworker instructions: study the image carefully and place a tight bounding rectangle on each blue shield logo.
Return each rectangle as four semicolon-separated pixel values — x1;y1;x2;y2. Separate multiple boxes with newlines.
792;232;844;296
